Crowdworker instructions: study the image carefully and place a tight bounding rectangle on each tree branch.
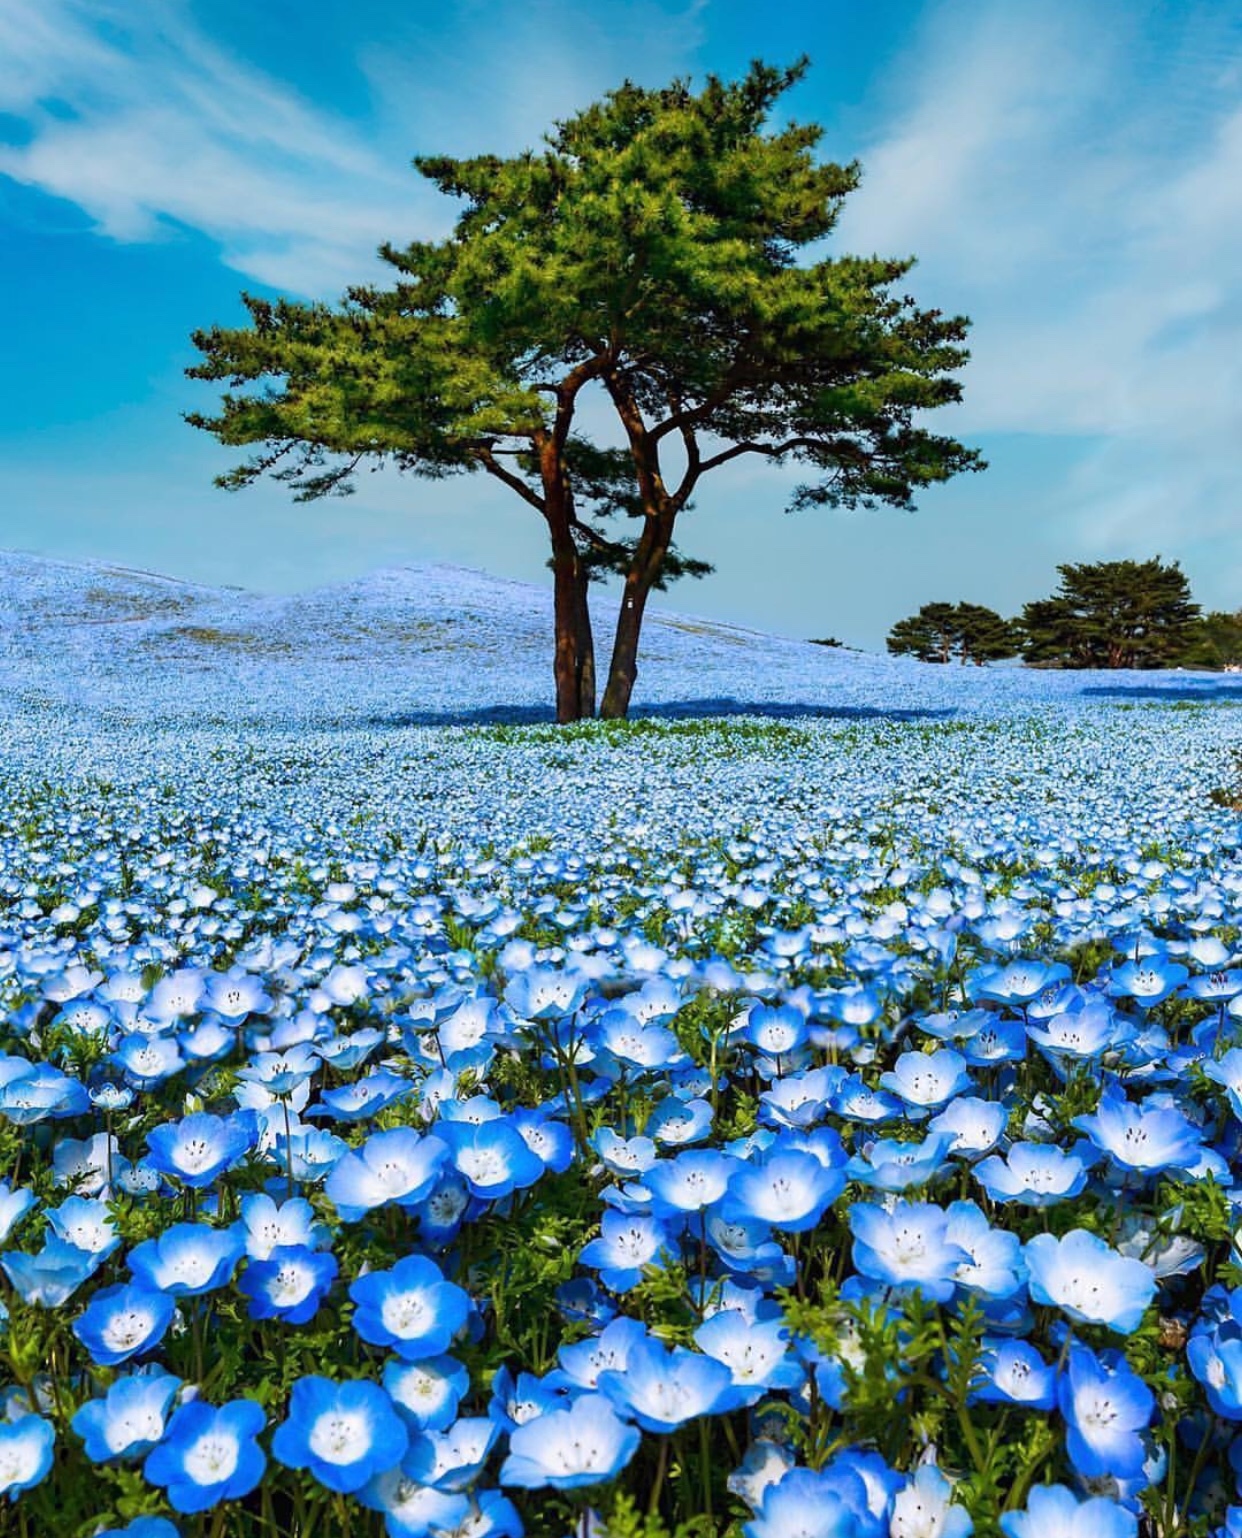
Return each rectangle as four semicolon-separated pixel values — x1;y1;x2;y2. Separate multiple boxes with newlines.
473;445;546;513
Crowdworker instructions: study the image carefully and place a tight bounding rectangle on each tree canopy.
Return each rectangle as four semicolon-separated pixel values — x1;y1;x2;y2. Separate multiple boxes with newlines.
1018;558;1200;669
188;59;983;719
886;602;1019;665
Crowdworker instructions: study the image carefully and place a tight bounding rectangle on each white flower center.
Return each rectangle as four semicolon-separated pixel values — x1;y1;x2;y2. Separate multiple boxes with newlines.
309;1411;369;1465
183;1431;240;1484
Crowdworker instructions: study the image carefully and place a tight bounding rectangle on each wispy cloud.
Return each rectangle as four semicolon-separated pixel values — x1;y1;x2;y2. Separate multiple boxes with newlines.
0;0;705;297
835;0;1242;596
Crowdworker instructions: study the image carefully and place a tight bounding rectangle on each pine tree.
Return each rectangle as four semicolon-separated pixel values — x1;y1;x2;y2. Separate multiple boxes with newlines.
1019;558;1199;669
187;60;982;721
886;602;1018;665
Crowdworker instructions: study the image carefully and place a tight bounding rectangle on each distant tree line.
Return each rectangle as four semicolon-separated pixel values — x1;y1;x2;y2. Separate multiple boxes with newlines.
884;558;1241;670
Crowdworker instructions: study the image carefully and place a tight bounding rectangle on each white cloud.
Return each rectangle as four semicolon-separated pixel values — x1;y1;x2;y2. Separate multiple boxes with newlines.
833;1;1242;599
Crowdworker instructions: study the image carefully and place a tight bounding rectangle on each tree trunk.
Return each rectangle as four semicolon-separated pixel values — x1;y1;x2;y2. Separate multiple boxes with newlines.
600;520;671;719
543;442;595;723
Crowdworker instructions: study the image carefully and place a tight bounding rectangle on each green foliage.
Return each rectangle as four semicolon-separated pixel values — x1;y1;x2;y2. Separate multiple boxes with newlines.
886;601;1020;665
1180;609;1242;670
1019;557;1200;669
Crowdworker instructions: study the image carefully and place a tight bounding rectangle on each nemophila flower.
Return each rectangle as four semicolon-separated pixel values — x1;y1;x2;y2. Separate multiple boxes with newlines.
1025;1230;1156;1333
724;1149;845;1232
94;1520;180;1538
644;1150;739;1215
1108;956;1188;1008
2;1238;98;1307
973;1142;1089;1206
487;1365;565;1432
436;1119;547;1202
879;1049;973;1114
145;1110;259;1188
745;1005;808;1057
239;1193;328;1259
324;1127;449;1221
999;1484;1137;1538
830;1076;904;1124
272;1376;408;1494
509;1108;574;1173
891;1464;973;1538
693;1311;803;1409
969;961;1070;1007
1073;1086;1202;1174
144;1398;266;1513
417;1171;475;1245
203;969;272;1020
759;1067;840;1129
503;967;588;1022
111;1035;185;1089
236;1044;319;1097
590;1129;658;1177
557;1316;650;1390
846;1132;954;1193
240;1244;339;1324
46;1195;118;1261
311;1070;414;1123
52;1131;116;1194
356;1472;471;1536
349;1253;470;1358
499;1392;639;1489
943;1201;1026;1300
403;1416;499;1490
1058;1344;1154;1480
74;1282;177;1367
385;1355;470;1432
960;1015;1028;1067
0;1415;54;1501
728;1439;796;1512
926;1098;1006;1161
72;1369;181;1463
598;1336;732;1431
646;1095;714;1147
743;1464;886;1538
0;1064;89;1123
128;1223;245;1296
850;1202;969;1303
1027;1000;1122;1061
0;1182;35;1244
579;1210;672;1292
969;1339;1053;1411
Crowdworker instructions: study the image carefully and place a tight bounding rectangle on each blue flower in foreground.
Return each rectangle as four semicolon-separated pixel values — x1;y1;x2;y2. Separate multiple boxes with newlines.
403;1416;498;1491
239;1193;329;1259
0;1183;36;1244
145;1111;259;1189
850;1202;969;1303
598;1337;732;1432
349;1253;470;1358
725;1149;845;1232
971;1339;1055;1410
436;1119;545;1200
239;1245;339;1324
1059;1344;1154;1479
499;1393;639;1489
95;1520;180;1538
271;1376;408;1494
974;1141;1089;1207
743;1464;885;1538
579;1210;672;1292
74;1284;176;1367
1025;1230;1156;1334
127;1223;245;1296
384;1355;470;1432
144;1398;266;1513
879;1048;973;1113
0;1415;54;1501
693;1310;803;1409
1073;1085;1202;1174
72;1368;181;1463
1108;957;1188;1008
3;1238;99;1307
999;1484;1136;1538
323;1127;449;1222
892;1465;973;1538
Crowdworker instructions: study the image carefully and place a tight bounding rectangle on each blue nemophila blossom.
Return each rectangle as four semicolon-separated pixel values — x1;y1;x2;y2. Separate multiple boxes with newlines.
0;1182;36;1244
144;1111;259;1188
971;1339;1055;1410
598;1337;732;1431
1058;1344;1154;1480
94;1519;180;1538
578;1210;672;1292
928;1097;1007;1158
324;1127;449;1221
999;1484;1137;1538
128;1222;245;1296
239;1193;329;1258
693;1311;803;1409
46;1196;119;1261
943;1201;1027;1300
499;1393;639;1489
349;1253;470;1358
437;1119;546;1200
891;1465;973;1538
72;1368;181;1463
240;1244;339;1324
0;1415;54;1501
3;1238;99;1307
879;1048;973;1114
1108;957;1189;1008
1025;1230;1156;1333
724;1148;845;1232
272;1377;408;1493
644;1150;739;1215
403;1416;499;1491
743;1463;886;1538
73;1283;176;1366
487;1365;565;1432
1073;1085;1203;1174
847;1132;955;1192
144;1398;266;1513
385;1355;470;1432
850;1202;970;1302
557;1316;649;1390
973;1142;1090;1206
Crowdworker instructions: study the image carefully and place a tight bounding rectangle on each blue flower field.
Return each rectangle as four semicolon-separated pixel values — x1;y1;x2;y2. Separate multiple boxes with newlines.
1;557;1241;1538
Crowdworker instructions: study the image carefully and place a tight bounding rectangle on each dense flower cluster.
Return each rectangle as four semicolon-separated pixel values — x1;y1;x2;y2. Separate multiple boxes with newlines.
0;688;1238;1537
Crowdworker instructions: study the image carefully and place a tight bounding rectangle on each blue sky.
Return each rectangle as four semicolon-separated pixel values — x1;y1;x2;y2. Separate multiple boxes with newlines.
2;0;1240;647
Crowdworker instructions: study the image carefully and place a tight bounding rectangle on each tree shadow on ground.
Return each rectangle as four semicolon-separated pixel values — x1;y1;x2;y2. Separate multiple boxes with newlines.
1082;685;1242;702
363;697;960;727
